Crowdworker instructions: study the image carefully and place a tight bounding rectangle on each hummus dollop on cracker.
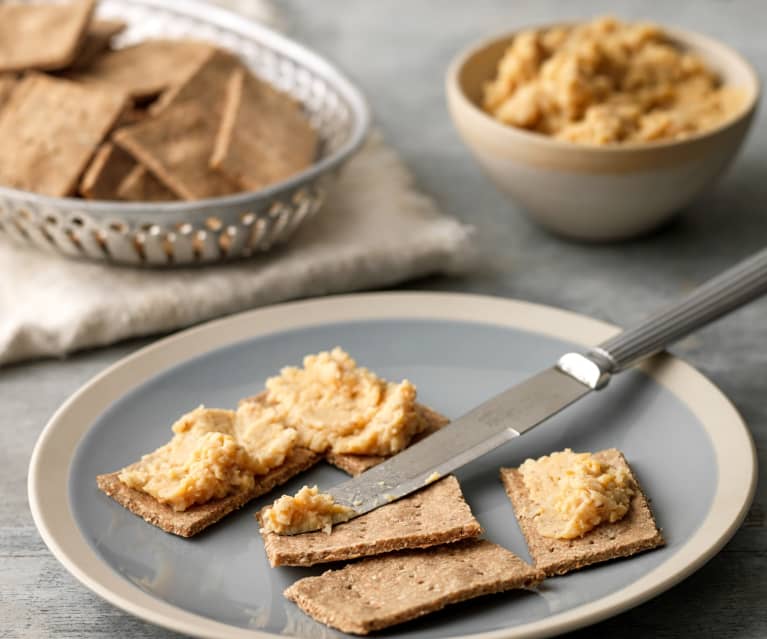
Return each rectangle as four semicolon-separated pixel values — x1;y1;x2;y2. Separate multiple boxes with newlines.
518;448;635;539
261;485;355;535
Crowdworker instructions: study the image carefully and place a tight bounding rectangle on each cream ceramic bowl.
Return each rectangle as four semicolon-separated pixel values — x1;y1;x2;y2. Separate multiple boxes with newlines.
446;26;760;241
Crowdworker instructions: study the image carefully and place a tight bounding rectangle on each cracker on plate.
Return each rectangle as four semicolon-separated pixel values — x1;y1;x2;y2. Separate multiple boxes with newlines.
69;39;215;101
260;475;481;567
500;448;664;576
80;143;136;200
284;539;545;635
113;49;241;199
325;404;450;476
97;447;321;538
0;74;127;196
71;19;128;70
210;67;318;191
117;165;175;202
0;0;96;73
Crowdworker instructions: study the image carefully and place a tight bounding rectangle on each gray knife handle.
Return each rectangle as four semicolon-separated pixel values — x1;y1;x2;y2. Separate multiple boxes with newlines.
593;247;767;373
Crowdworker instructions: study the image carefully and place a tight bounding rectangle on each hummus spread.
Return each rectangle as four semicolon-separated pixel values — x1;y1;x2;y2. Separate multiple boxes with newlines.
261;485;355;535
265;347;422;456
519;449;635;539
483;17;742;144
119;404;297;511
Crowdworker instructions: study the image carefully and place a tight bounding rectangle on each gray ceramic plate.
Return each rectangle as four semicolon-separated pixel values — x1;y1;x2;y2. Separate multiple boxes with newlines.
28;293;756;639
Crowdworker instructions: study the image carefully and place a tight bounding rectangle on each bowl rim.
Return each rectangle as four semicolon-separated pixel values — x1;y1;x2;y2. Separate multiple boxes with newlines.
446;21;761;154
0;0;372;215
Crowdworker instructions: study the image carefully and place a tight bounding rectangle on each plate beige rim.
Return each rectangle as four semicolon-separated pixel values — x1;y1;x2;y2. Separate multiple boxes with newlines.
28;292;757;639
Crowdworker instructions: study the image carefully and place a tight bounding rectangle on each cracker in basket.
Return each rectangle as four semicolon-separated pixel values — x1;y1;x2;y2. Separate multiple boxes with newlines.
80;143;136;200
210;67;318;191
259;475;481;567
325;404;451;476
0;0;96;73
69;39;215;101
97;447;321;538
113;49;242;199
117;165;175;202
500;448;664;577
0;74;127;196
71;19;128;70
284;539;545;635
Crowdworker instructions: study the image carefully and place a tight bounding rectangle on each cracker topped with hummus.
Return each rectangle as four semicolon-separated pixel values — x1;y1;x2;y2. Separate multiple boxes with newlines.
501;448;663;576
97;348;446;536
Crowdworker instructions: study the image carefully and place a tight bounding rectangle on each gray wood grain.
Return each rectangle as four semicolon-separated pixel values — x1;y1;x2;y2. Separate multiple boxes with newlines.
3;0;766;637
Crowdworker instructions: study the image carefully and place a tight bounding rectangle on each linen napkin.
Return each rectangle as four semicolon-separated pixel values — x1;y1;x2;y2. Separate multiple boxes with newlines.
0;133;474;366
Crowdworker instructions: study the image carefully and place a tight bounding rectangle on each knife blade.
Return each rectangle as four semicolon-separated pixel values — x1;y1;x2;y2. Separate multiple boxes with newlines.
328;366;591;517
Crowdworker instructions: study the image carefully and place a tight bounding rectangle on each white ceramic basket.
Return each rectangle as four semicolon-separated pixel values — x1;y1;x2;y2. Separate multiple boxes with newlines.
0;0;370;266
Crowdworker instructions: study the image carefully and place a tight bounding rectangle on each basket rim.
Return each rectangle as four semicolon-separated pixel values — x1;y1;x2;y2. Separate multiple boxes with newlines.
0;0;371;218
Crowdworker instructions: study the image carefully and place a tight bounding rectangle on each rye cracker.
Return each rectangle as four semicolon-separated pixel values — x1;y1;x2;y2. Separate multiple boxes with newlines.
113;50;242;199
500;448;664;577
210;67;317;191
117;165;175;201
0;74;127;196
148;46;240;114
0;0;95;73
325;404;450;476
260;475;481;567
97;447;321;537
69;39;214;100
80;143;136;200
71;19;128;70
284;539;545;635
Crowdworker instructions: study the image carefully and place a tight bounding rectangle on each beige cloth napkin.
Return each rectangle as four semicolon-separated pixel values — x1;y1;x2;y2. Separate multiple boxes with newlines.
0;134;474;366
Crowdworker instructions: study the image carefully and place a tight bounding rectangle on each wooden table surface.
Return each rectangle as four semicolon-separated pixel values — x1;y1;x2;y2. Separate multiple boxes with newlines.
2;0;766;637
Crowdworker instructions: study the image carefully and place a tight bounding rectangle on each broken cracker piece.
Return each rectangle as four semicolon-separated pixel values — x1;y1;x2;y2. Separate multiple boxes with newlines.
68;39;215;100
0;74;127;196
260;475;481;567
71;19;128;70
500;448;664;577
0;0;95;73
326;404;450;476
211;67;317;191
97;447;320;537
284;539;544;635
80;143;136;200
117;165;175;202
113;49;242;199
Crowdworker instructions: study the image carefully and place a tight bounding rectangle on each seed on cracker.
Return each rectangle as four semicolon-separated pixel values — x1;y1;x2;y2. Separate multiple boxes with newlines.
68;39;215;101
260;475;481;567
325;404;450;476
284;539;545;635
0;74;127;197
500;448;664;577
0;0;96;73
80;143;135;200
211;67;318;191
71;19;128;70
117;165;175;202
97;447;321;537
113;50;245;199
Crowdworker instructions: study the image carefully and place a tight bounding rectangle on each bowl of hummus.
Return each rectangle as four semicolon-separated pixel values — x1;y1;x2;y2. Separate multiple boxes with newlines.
446;17;759;241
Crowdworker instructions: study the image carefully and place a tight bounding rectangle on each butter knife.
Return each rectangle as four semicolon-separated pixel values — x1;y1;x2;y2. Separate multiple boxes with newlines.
328;248;767;519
